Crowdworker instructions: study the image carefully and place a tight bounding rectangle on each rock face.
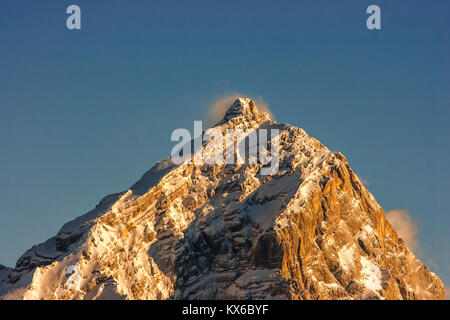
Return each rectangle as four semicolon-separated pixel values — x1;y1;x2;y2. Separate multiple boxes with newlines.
0;98;445;300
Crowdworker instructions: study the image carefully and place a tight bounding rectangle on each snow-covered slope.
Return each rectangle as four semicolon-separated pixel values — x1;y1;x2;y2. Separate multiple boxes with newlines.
0;98;445;300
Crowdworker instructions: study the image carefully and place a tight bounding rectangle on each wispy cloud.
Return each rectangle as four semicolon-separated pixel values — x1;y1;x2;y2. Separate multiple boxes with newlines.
385;209;421;257
357;175;369;187
253;96;274;120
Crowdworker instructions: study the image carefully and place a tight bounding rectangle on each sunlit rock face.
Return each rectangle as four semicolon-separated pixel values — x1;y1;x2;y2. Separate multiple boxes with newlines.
0;98;444;300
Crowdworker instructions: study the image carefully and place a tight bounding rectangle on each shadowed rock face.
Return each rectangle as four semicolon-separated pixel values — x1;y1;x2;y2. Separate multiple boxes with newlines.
0;98;445;300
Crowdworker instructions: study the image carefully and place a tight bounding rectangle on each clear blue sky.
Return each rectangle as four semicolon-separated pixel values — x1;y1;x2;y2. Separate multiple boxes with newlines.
0;1;449;287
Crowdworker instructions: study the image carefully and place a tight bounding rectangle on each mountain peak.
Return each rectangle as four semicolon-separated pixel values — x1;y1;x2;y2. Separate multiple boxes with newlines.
221;97;266;123
0;98;444;300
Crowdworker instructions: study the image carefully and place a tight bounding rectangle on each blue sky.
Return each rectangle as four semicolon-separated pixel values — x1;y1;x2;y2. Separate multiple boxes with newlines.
0;1;449;287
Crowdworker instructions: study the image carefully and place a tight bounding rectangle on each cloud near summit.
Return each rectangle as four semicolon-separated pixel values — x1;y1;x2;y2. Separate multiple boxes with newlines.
205;93;274;127
385;209;421;257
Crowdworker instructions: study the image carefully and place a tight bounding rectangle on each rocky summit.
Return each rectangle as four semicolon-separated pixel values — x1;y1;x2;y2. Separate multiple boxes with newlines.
0;98;445;300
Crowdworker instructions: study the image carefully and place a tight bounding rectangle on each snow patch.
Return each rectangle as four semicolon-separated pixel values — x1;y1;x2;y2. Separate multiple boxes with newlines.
360;256;382;292
338;244;356;271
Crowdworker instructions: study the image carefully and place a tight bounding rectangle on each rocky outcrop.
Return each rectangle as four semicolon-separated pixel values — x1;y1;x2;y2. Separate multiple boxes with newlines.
0;98;445;300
